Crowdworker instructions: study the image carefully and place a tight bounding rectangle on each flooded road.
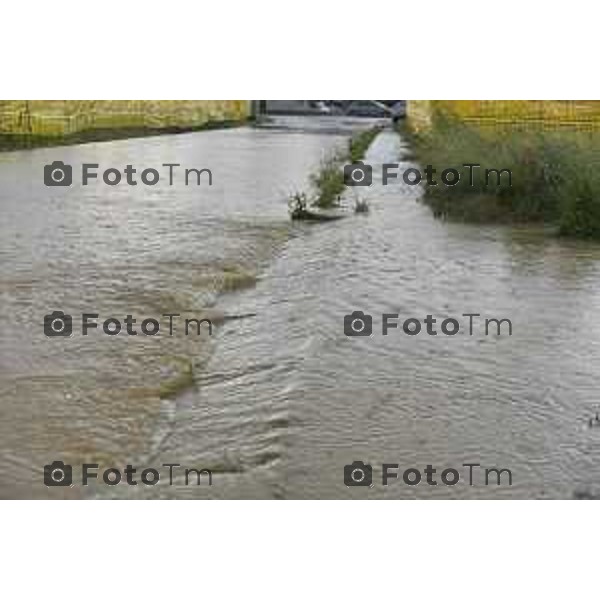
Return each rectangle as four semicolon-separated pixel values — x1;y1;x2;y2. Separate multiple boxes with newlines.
1;117;599;498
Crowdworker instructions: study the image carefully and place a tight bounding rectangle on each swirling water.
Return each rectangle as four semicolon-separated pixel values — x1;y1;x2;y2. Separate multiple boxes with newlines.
1;117;600;498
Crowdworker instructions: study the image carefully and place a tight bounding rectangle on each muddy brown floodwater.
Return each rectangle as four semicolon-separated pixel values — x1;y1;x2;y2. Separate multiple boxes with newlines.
1;116;599;498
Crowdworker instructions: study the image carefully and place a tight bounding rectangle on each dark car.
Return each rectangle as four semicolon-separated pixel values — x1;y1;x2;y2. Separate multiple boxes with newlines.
345;100;390;118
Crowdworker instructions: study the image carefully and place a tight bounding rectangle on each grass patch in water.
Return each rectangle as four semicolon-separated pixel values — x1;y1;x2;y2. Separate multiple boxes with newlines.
218;264;257;292
349;127;382;163
311;156;346;208
311;126;382;208
404;112;600;239
157;357;195;399
205;451;246;474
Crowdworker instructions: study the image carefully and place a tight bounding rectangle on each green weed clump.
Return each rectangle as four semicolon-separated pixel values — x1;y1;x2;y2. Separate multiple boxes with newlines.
312;126;382;208
311;156;346;208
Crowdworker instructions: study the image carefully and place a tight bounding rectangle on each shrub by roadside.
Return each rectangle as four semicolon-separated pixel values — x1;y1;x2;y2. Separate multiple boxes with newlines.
404;113;600;239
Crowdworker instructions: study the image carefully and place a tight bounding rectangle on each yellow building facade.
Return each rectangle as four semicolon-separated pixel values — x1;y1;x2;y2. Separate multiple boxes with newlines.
407;100;600;132
0;100;249;136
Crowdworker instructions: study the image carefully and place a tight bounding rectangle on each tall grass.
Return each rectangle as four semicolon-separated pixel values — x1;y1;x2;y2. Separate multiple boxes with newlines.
312;126;382;208
406;112;600;238
311;156;346;208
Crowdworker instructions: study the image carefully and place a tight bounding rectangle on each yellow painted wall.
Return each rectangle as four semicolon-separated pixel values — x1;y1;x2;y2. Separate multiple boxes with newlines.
0;100;249;136
407;100;600;132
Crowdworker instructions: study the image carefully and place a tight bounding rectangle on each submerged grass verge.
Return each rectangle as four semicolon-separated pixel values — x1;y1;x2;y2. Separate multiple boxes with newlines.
311;126;382;208
405;113;600;239
0;119;248;152
157;357;195;399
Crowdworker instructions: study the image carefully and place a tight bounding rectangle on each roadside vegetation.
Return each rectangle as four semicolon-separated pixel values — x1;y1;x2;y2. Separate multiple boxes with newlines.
311;126;381;208
404;112;600;239
0;120;247;152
